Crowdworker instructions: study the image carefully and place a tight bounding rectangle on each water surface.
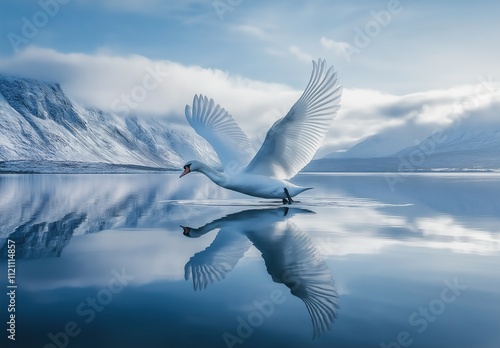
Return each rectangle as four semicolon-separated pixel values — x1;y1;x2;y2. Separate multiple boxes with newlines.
1;173;499;348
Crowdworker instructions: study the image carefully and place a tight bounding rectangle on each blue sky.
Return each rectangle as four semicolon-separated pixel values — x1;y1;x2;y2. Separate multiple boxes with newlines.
1;0;499;154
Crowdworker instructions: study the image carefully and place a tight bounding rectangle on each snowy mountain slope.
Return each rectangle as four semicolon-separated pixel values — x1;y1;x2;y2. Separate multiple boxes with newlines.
329;122;437;159
315;102;500;171
0;75;219;169
397;121;500;157
394;104;500;169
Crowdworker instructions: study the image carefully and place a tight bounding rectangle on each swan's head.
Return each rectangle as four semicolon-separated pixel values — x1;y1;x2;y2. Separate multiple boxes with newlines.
179;160;201;178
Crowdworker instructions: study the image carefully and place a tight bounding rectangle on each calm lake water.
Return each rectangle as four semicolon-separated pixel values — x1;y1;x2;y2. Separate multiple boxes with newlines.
1;173;499;348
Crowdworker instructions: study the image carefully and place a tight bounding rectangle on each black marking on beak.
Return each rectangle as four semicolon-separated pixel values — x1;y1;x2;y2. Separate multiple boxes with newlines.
181;225;191;237
180;164;191;178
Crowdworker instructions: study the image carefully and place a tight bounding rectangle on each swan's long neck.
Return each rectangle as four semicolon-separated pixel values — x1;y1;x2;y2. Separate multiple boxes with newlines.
196;163;226;186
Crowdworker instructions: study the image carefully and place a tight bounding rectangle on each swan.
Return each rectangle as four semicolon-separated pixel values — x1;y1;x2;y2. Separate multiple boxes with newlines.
182;207;339;338
180;59;342;203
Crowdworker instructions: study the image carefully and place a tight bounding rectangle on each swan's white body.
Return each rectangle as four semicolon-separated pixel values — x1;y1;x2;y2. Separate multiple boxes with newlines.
184;162;311;198
180;59;342;201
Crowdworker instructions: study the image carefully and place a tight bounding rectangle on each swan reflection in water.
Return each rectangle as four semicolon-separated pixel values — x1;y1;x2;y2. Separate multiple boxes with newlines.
181;207;339;338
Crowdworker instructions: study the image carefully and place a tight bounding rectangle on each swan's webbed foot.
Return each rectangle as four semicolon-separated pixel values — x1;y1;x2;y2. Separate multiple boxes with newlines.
283;188;294;204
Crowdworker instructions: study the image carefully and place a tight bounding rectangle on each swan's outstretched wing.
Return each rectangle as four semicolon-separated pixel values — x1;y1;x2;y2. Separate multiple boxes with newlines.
185;95;255;169
245;59;342;179
248;222;339;338
184;229;252;291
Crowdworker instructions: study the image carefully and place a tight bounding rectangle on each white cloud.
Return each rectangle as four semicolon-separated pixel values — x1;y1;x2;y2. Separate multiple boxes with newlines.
1;47;499;157
319;83;500;156
320;36;352;56
288;45;314;63
0;46;299;141
233;24;268;40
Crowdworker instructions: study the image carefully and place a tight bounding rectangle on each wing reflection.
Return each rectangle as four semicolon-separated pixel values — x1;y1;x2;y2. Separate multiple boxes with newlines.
184;231;252;291
182;207;339;337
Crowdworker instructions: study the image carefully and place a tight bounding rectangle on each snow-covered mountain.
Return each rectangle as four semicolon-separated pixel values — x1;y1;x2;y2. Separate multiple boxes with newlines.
329;121;437;159
312;103;500;171
0;75;219;170
1;74;498;173
392;105;500;170
397;111;500;156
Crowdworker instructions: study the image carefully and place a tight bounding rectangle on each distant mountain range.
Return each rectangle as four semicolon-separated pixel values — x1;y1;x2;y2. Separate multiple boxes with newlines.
0;75;218;172
0;74;498;173
308;104;500;172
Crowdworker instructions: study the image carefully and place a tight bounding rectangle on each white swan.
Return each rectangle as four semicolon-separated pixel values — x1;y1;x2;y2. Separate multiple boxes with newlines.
180;59;342;203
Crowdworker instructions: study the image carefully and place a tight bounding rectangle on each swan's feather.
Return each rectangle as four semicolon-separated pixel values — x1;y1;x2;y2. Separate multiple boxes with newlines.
185;95;255;169
245;59;342;179
279;226;339;338
184;207;338;337
248;222;339;338
184;229;252;291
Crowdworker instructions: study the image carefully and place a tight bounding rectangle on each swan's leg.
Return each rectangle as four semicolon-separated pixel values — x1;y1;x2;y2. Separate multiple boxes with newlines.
284;188;294;204
282;198;288;204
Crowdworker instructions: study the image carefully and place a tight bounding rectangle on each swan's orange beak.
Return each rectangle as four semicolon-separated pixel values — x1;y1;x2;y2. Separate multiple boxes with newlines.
180;166;190;178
